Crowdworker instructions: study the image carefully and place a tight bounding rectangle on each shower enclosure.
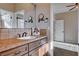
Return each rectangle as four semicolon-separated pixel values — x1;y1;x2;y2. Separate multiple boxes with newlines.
53;3;78;56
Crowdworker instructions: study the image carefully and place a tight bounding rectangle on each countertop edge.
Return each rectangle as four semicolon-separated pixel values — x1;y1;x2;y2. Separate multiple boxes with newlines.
0;36;47;53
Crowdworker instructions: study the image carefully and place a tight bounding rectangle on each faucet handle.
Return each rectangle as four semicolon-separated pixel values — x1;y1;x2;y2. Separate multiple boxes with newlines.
24;32;27;35
22;32;27;37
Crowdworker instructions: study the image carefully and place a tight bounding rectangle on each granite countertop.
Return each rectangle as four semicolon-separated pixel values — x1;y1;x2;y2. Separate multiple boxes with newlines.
0;36;47;53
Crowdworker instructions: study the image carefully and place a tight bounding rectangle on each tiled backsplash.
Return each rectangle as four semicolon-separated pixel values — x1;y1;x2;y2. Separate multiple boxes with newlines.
0;28;31;39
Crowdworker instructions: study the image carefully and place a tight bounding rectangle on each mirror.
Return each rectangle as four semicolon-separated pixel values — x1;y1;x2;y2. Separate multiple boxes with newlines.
0;9;16;28
28;16;33;23
15;10;35;28
0;9;35;28
15;11;24;28
0;4;49;29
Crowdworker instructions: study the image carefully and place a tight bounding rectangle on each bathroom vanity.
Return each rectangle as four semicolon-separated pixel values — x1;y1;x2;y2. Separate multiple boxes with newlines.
0;4;49;56
0;36;48;56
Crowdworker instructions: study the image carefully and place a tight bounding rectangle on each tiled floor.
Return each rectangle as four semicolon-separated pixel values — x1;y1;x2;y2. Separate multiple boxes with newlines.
54;47;78;56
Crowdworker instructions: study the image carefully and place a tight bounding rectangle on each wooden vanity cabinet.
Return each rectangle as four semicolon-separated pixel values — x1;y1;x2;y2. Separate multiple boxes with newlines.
0;37;48;56
28;40;40;56
28;37;48;56
40;38;47;46
29;40;40;51
0;44;28;56
22;53;28;56
29;48;39;56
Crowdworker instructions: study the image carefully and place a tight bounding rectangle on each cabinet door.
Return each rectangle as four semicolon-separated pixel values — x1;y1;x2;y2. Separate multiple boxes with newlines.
29;48;39;56
40;38;47;46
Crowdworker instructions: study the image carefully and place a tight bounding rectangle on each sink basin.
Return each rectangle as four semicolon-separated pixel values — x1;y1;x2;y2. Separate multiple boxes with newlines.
17;36;36;40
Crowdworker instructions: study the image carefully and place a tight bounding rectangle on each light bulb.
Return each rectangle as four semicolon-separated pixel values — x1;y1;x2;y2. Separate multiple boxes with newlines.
76;6;78;8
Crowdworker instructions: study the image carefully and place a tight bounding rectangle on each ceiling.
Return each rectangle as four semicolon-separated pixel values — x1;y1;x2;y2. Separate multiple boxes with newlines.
53;3;77;14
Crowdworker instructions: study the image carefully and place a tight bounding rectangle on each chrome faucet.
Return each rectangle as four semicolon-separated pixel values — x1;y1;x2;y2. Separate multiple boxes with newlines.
22;32;27;37
17;34;21;37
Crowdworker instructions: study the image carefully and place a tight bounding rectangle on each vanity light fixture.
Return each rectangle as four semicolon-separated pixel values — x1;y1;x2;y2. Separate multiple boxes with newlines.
38;13;44;22
28;16;33;23
44;18;48;23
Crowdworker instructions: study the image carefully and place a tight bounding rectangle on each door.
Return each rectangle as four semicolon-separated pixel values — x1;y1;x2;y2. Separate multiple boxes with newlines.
54;20;64;42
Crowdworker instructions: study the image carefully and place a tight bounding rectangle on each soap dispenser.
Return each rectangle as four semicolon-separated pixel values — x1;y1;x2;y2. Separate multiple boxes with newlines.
33;27;40;36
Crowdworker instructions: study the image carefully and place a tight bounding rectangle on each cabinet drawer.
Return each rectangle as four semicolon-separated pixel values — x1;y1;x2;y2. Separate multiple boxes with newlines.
29;40;40;51
29;48;39;56
0;44;28;56
40;38;47;46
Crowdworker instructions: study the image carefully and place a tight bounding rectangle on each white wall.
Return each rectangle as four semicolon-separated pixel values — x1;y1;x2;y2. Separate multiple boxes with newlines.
78;7;79;56
49;4;54;56
78;8;79;44
36;3;50;29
